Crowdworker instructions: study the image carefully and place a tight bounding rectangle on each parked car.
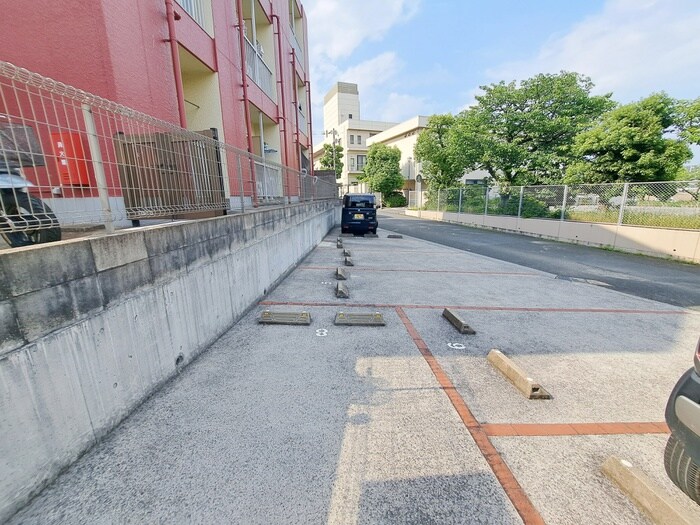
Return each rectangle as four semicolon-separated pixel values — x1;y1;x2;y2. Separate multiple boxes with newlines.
664;337;700;504
341;193;378;235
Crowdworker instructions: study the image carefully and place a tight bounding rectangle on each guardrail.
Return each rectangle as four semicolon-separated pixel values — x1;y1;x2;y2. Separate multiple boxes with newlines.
409;180;700;230
0;61;335;244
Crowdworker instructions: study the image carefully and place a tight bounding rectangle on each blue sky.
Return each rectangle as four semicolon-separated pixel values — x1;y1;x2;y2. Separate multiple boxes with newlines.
304;0;700;160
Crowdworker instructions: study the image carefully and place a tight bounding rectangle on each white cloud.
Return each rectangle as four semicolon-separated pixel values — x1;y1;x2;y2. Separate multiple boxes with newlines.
378;93;430;122
484;0;700;102
305;0;419;88
337;52;402;90
305;0;419;61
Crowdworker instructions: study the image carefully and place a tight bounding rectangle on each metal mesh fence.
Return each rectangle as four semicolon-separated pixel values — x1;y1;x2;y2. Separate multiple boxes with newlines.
408;180;700;230
621;181;700;229
0;61;336;247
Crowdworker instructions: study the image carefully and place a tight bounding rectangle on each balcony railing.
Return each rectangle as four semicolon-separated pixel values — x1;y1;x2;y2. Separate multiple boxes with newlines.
297;110;307;136
254;161;283;199
244;36;276;101
176;0;207;31
290;32;304;63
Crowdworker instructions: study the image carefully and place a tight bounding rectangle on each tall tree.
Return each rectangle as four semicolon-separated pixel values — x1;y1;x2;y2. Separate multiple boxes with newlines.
318;143;344;179
566;93;693;183
359;143;404;195
450;72;615;187
413;114;463;189
677;97;700;145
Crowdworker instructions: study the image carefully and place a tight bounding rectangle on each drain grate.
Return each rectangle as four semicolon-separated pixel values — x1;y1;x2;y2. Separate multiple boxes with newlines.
334;312;385;326
258;310;311;325
387;234;403;239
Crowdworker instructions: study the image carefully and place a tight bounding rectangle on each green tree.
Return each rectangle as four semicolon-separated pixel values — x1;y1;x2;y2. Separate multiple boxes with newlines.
567;93;693;183
450;72;615;187
318;143;344;179
414;114;463;189
676;165;700;181
359;143;404;195
677;97;700;144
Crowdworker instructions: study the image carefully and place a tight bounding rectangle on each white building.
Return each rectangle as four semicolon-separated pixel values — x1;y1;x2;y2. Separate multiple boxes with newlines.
314;82;487;196
313;82;396;192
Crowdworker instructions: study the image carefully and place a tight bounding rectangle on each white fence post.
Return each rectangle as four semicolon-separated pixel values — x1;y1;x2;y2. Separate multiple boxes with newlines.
517;186;524;218
484;185;489;216
236;154;245;212
438;189;442;212
81;104;114;234
618;182;630;225
561;185;569;221
458;187;463;214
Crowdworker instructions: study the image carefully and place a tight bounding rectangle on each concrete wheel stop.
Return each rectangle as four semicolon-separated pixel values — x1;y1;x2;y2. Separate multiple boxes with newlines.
487;349;551;400
344;257;354;266
336;282;349;298
343;249;351;257
258;310;311;325
334;312;385;326
442;308;476;334
335;267;348;280
602;456;695;525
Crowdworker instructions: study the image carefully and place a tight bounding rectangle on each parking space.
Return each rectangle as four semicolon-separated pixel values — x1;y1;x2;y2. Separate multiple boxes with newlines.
10;227;700;524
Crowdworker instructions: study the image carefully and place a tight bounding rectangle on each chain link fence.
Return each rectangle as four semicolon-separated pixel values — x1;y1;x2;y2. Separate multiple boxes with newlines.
0;61;336;246
409;180;700;230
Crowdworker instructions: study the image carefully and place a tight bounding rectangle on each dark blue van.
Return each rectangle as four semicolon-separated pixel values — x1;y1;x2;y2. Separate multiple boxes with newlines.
341;193;378;234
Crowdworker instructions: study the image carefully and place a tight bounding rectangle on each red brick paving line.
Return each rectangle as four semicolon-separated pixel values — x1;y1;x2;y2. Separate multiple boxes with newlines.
395;306;546;525
482;422;670;437
259;300;687;315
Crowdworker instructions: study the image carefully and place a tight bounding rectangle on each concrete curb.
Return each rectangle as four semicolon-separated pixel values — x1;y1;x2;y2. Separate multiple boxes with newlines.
602;456;695;525
487;349;551;400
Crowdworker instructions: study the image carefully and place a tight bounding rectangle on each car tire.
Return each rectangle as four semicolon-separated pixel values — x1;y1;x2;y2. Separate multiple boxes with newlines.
664;433;700;504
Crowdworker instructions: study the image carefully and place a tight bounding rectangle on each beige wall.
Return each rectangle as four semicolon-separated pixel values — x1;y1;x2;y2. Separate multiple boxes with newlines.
404;210;700;263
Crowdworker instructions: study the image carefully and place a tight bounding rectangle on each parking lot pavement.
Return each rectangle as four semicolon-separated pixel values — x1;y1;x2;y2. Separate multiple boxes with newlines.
10;228;700;524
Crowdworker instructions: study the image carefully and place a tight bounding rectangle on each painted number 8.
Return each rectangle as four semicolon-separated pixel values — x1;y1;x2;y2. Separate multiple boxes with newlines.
316;329;328;337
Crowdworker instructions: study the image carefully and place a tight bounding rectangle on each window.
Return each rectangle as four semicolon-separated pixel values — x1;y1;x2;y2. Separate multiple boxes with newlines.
349;135;354;145
357;155;367;170
348;113;353;119
357;135;362;145
349;157;355;170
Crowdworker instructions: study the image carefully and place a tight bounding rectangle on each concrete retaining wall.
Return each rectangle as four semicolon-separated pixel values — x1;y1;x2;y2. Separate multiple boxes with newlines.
405;210;700;263
0;200;339;522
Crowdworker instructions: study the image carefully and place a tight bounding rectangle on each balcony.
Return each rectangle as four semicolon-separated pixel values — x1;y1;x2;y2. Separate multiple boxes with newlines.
176;0;213;35
290;32;304;63
244;36;276;102
254;161;283;199
297;110;307;136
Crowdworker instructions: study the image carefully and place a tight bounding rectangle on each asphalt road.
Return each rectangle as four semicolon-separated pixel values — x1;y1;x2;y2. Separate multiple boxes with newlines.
379;212;700;310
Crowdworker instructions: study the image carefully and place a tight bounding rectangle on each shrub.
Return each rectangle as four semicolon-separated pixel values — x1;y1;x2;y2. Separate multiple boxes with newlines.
383;192;407;207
